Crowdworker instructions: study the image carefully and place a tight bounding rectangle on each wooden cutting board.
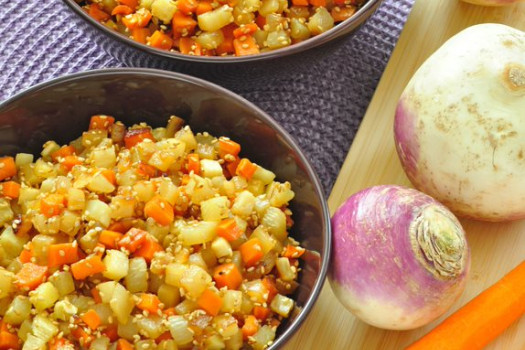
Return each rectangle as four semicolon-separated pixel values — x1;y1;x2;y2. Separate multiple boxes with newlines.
283;1;525;349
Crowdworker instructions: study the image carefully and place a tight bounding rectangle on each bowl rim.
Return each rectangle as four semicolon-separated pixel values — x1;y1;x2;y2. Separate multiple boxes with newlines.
0;67;332;349
61;0;383;64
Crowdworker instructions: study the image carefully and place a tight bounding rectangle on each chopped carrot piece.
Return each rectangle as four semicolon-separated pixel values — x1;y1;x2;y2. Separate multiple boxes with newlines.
131;27;151;44
186;153;200;174
107;220;133;233
111;4;133;15
282;244;306;258
216;218;243;242
1;181;20;199
292;0;309;4
102;324;118;342
49;337;74;350
124;127;154;148
331;6;357;22
121;8;152;29
218;138;241;158
47;243;80;268
172;11;198;36
118;227;147;253
233;23;259;38
71;254;106;280
163;307;176;317
134;235;164;263
51;145;76;162
15;263;48;290
236;158;257;179
88;4;110;22
177;0;198;15
0;157;16;181
225;156;240;178
99;230;124;249
100;169;116;186
253;305;271;320
19;244;32;264
242;315;259;339
255;14;266;29
137;293;162;314
213;263;243;290
60;155;83;171
155;331;173;343
116;339;134;350
196;0;213;15
309;0;326;6
91;287;102;304
240;238;264;267
40;193;66;218
118;0;138;9
144;195;174;226
216;24;235;55
262;276;278;302
179;37;202;55
14;216;32;237
82;309;102;330
0;330;19;350
89;115;115;131
137;162;157;179
233;36;259;56
71;327;92;347
149;30;174;50
197;289;223;316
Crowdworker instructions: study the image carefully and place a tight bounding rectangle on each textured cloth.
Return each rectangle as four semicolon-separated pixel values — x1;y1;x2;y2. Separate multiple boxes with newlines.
0;0;414;195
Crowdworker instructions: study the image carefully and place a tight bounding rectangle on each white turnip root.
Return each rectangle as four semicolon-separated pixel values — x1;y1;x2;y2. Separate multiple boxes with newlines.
395;24;525;221
329;185;470;330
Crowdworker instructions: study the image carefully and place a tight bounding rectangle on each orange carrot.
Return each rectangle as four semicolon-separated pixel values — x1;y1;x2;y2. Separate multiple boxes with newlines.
60;155;83;171
177;0;198;15
137;162;157;179
186;153;200;175
179;37;202;55
134;235;164;263
218;138;241;158
216;218;243;242
216;24;235;55
51;145;76;162
291;0;309;5
255;14;266;29
49;337;74;350
118;0;138;9
233;23;259;38
331;6;357;22
19;244;32;264
137;293;162;314
111;4;133;15
309;0;326;6
0;329;19;350
88;4;110;22
197;289;223;316
236;158;257;179
282;244;306;258
163;307;177;317
262;276;278;302
81;309;101;330
100;169;116;186
47;243;80;268
122;9;152;29
144;195;174;226
0;157;16;181
196;1;213;15
124;127;154;148
71;327;92;347
213;263;243;290
116;339;134;350
407;260;525;350
225;156;240;178
102;324;119;342
40;193;66;218
242;315;259;339
15;263;48;290
239;238;263;267
89;115;115;130
253;305;271;320
155;331;173;343
233;36;260;56
71;254;105;280
149;30;174;50
131;27;151;44
14;216;32;237
1;181;20;199
118;227;148;253
107;220;133;233
98;230;124;249
91;287;102;304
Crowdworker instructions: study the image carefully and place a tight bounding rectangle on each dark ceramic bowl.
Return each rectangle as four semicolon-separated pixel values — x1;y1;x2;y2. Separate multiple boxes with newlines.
0;68;331;349
62;0;383;88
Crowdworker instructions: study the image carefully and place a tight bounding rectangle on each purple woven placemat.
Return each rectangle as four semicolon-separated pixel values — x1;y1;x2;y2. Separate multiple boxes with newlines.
0;0;414;195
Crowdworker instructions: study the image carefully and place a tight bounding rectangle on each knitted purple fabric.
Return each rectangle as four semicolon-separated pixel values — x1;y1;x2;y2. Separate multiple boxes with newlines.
0;0;414;194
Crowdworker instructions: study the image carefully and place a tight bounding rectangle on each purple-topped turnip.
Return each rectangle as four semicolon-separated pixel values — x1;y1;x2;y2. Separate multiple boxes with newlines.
329;185;470;330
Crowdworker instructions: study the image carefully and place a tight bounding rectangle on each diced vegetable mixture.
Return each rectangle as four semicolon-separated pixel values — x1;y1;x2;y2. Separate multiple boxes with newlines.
0;115;306;349
79;0;368;56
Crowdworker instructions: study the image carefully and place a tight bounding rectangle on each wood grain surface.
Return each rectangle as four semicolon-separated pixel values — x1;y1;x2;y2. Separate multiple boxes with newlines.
283;0;525;349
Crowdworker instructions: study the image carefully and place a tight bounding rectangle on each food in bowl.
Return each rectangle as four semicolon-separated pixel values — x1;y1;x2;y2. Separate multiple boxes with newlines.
79;0;368;56
0;115;305;349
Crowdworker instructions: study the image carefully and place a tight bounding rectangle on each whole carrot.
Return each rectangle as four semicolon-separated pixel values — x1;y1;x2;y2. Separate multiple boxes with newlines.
407;260;525;350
